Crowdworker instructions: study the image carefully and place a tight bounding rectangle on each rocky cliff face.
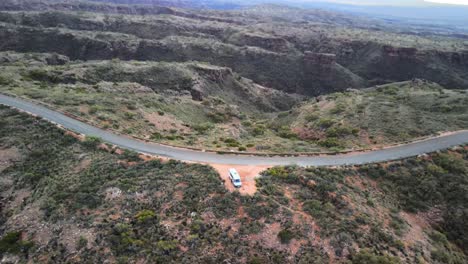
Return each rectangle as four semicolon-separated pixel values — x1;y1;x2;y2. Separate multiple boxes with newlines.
382;45;419;58
0;21;362;96
191;64;233;83
304;51;336;65
1;1;467;95
74;60;301;111
228;32;293;53
335;42;468;88
446;51;468;66
0;0;176;15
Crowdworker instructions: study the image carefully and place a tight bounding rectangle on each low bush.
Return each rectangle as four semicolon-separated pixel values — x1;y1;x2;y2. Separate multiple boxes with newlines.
120;150;141;162
0;231;34;255
351;249;399;264
192;123;213;134
82;136;102;149
304;113;319;122
0;75;11;85
316;118;336;129
278;229;295;244
318;138;342;148
135;210;156;223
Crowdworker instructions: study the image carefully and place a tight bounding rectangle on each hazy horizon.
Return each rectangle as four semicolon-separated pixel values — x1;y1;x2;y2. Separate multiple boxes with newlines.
283;0;468;6
426;0;468;5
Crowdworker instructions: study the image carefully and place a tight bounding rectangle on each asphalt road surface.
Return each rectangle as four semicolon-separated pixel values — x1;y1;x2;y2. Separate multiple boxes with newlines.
1;94;467;166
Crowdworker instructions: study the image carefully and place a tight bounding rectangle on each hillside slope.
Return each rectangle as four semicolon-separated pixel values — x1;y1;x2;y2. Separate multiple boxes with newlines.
1;53;467;153
1;106;467;263
0;1;467;94
275;80;468;150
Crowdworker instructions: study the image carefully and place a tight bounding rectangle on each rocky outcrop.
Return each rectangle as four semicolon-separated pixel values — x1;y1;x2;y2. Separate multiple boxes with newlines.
336;41;468;88
446;51;468;66
304;51;336;65
0;0;176;16
0;0;237;24
300;51;365;94
382;45;418;59
190;64;233;83
228;32;292;53
0;22;367;96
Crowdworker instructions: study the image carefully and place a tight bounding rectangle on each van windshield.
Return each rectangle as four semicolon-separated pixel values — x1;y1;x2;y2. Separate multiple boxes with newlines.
235;179;241;183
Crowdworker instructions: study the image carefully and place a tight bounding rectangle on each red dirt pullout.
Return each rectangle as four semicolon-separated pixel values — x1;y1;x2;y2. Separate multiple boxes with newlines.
209;164;271;195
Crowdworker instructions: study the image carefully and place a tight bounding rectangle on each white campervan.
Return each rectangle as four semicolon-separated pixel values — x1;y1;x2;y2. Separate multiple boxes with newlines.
229;168;242;188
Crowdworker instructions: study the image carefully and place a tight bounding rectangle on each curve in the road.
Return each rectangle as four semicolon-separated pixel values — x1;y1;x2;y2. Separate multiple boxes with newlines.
1;94;467;166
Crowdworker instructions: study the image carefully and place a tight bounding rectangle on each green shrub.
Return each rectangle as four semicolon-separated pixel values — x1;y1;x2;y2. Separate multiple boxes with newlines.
88;106;99;114
242;120;252;127
192;123;213;134
224;138;240;147
316;118;336;129
245;202;276;220
304;113;319;122
429;231;449;246
0;231;34;254
123;112;136;120
351;249;400;264
278;229;295;244
151;132;163;140
303;199;322;215
431;250;451;263
252;125;265;136
330;103;346;114
318;138;341;148
0;75;11;85
135;210;156;223
120;150;141;162
326;125;359;138
248;256;268;264
82;136;102;149
27;69;61;83
266;167;289;178
77;236;88;250
223;138;237;144
389;214;407;236
157;240;178;251
207;111;229;123
277;127;297;139
433;153;466;174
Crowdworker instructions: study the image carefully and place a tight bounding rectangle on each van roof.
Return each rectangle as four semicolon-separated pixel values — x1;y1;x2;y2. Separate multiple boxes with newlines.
229;168;241;180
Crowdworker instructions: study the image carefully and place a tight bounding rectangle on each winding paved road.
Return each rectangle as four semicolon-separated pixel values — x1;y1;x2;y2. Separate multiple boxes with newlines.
1;94;467;166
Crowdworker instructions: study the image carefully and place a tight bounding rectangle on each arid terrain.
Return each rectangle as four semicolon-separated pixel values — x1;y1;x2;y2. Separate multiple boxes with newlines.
0;106;467;263
0;0;467;263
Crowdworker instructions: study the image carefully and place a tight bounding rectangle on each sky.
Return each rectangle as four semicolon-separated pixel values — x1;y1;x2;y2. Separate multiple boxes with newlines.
303;0;468;5
426;0;468;4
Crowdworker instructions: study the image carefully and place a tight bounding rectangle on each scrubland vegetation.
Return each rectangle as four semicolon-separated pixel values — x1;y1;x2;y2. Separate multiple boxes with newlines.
1;54;467;154
0;1;468;262
0;0;467;154
1;106;467;263
280;80;468;150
